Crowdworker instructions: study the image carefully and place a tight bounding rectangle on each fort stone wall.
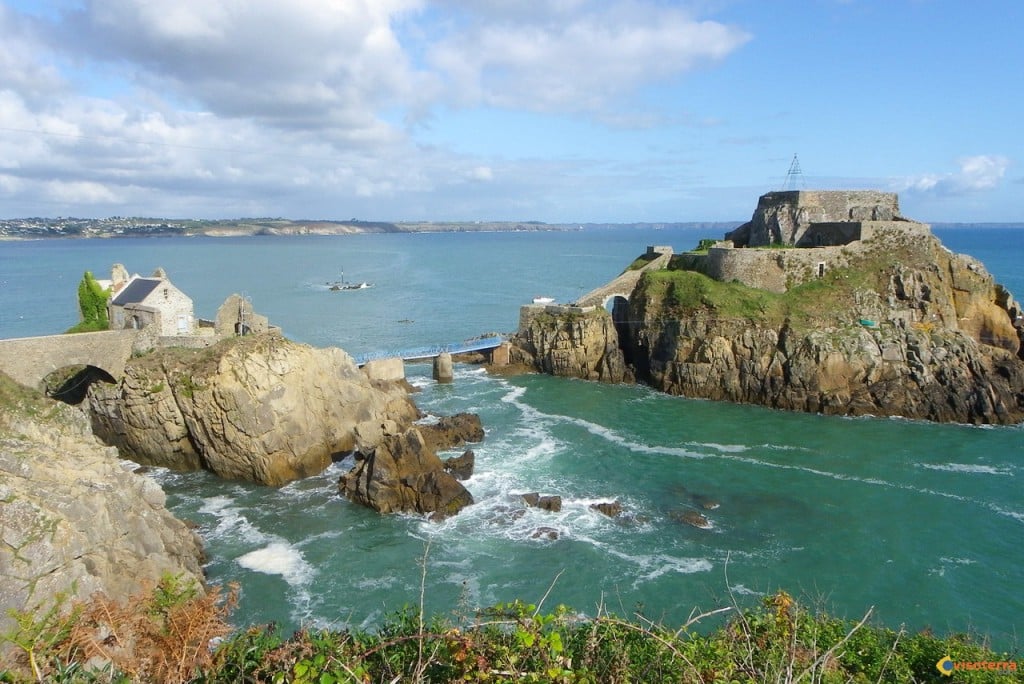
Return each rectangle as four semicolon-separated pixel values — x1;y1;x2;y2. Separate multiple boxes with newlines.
707;244;848;293
708;220;933;293
728;190;903;247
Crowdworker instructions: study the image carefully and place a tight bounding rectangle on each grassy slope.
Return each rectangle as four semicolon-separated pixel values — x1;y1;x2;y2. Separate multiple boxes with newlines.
635;240;911;333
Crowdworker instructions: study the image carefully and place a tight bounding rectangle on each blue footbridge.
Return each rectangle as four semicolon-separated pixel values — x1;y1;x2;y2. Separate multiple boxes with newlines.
353;334;506;366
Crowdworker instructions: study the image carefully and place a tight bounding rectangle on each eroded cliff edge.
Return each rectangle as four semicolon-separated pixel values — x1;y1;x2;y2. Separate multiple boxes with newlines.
512;226;1024;424
0;373;205;644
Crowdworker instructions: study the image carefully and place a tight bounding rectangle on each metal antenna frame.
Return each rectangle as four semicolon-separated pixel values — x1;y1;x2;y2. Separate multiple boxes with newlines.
783;153;804;190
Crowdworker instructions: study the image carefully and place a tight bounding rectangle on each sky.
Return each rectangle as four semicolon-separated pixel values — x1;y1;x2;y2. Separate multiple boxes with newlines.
0;0;1020;223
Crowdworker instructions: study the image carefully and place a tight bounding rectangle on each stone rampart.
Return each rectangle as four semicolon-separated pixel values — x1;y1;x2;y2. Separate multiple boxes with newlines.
0;329;140;389
706;244;847;293
728;190;903;247
709;220;933;293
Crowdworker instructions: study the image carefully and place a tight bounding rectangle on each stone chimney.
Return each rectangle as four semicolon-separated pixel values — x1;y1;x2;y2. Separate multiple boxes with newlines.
111;263;129;292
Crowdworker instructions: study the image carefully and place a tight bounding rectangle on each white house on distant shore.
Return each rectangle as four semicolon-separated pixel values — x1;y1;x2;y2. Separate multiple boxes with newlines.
107;264;195;336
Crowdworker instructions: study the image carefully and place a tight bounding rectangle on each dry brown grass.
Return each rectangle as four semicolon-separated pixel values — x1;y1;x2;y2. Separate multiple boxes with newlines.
3;577;236;683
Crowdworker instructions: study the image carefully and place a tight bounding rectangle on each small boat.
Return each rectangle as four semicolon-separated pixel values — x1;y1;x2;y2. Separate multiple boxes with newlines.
328;270;373;291
532;296;555;304
330;281;372;291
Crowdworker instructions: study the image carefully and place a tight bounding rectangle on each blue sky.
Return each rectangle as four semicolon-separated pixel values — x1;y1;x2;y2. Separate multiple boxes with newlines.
0;0;1020;222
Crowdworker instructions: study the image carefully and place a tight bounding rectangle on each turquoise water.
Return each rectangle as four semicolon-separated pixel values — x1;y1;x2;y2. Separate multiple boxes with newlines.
1;227;1022;646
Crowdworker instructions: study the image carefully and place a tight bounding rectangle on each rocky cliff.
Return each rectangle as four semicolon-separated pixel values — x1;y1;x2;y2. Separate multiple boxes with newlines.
510;309;632;383
512;228;1024;424
87;334;420;486
0;373;205;646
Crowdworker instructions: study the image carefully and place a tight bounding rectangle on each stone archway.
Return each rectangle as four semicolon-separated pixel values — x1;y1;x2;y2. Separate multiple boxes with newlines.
42;364;117;405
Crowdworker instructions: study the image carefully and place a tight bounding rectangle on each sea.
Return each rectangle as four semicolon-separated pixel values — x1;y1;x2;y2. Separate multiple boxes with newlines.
1;226;1022;648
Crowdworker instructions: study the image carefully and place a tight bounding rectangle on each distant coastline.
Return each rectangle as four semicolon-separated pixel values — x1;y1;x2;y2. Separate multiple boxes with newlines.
0;217;741;240
2;217;1019;241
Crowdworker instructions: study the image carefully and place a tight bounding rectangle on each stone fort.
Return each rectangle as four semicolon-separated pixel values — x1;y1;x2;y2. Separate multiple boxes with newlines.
701;190;932;293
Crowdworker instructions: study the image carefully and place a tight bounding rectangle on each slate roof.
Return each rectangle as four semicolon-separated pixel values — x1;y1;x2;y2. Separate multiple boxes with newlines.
111;277;161;305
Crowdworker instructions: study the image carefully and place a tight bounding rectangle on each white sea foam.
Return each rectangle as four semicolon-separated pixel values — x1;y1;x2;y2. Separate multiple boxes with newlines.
199;495;268;544
700;442;749;454
237;541;314;587
987;504;1024;524
919;463;1013;476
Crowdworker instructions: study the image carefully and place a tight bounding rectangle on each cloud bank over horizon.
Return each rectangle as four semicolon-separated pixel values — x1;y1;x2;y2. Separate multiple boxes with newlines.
0;0;1019;222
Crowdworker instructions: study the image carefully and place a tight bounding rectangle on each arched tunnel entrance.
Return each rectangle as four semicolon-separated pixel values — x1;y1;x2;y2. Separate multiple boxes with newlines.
606;295;634;366
42;365;117;405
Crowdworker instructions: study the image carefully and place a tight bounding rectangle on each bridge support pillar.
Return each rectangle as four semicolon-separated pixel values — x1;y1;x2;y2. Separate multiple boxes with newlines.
433;352;453;383
490;342;511;367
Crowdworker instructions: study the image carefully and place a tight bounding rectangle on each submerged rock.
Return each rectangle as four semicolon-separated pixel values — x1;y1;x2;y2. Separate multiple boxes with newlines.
522;492;562;512
670;509;712;529
339;427;474;518
590;500;624;517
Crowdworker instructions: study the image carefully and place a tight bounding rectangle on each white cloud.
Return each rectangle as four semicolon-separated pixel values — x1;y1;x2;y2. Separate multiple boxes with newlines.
899;155;1011;196
0;0;752;220
425;1;750;112
0;6;66;102
468;165;493;181
57;0;425;136
45;179;121;204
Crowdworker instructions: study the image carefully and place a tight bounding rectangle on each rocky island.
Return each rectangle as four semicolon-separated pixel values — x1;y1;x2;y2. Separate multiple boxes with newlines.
511;190;1024;424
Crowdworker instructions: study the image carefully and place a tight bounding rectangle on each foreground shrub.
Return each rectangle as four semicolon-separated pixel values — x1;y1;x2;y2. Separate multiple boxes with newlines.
4;587;1020;682
1;575;235;683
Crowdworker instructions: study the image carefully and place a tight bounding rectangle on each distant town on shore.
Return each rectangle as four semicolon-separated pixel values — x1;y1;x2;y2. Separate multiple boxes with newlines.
2;216;1019;240
0;216;741;239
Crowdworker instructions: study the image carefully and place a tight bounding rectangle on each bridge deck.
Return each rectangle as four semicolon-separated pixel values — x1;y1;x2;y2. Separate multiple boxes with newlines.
353;335;504;366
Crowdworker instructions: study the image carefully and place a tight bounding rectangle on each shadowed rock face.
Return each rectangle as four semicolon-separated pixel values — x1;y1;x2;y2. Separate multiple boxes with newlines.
87;335;420;486
338;428;474;518
0;374;205;653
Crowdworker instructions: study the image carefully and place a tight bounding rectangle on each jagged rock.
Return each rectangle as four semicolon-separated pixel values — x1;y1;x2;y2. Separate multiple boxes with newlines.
510;309;633;383
522;492;562;512
531;527;559;540
418;413;485;452
444;449;475;480
590;501;624;517
338;427;474;518
670;510;711;529
87;335;419;485
0;374;205;655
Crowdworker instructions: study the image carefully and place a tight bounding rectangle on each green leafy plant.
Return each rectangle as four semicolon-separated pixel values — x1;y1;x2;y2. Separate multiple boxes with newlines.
67;271;110;333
